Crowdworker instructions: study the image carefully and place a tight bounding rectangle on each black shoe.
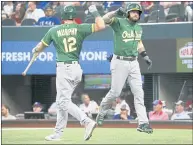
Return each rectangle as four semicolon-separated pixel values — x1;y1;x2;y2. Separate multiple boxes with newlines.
137;123;153;134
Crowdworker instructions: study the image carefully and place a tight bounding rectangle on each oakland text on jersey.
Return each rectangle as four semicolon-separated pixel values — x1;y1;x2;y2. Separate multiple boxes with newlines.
122;30;142;42
57;28;77;37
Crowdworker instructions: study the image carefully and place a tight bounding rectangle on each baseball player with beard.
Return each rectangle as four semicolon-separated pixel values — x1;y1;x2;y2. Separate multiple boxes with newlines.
30;5;105;141
96;3;153;134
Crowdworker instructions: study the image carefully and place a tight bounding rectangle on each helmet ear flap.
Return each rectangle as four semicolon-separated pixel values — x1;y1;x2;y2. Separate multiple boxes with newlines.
126;10;129;18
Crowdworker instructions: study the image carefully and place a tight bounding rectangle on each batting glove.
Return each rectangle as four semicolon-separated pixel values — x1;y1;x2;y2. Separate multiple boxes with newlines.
88;5;98;13
88;5;101;17
116;7;126;17
143;56;152;70
32;47;36;53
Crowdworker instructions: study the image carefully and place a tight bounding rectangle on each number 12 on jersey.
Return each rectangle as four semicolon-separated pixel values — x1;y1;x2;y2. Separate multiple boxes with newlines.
63;37;77;53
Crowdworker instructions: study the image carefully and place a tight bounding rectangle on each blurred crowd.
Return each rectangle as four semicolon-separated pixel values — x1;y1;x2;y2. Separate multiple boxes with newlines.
2;87;192;121
2;1;193;26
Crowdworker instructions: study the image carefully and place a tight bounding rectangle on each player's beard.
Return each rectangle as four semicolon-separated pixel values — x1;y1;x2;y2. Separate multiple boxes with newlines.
128;16;139;23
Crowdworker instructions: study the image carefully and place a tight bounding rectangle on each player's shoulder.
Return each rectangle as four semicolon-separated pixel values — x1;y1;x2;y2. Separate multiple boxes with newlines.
112;17;123;23
79;23;92;27
117;17;126;21
48;25;59;32
135;23;143;29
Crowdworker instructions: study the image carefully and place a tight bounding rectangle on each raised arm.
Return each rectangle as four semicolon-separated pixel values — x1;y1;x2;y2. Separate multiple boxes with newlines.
88;5;105;32
103;11;117;24
103;7;126;24
32;42;47;54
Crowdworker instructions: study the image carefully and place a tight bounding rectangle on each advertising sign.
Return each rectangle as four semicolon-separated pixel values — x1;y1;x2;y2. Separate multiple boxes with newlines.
176;38;193;72
2;41;113;75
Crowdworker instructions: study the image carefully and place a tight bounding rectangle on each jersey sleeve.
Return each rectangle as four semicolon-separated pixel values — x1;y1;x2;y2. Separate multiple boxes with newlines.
109;17;120;31
41;28;53;46
79;23;95;38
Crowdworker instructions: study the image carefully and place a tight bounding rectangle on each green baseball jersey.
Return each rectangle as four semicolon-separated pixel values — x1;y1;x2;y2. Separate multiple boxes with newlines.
109;17;143;57
41;23;94;62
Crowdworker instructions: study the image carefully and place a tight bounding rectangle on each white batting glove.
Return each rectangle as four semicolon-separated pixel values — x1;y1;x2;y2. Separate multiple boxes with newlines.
32;47;38;54
88;5;98;13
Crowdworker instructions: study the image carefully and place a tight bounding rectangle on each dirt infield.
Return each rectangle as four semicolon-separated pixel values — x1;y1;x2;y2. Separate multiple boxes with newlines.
2;120;193;129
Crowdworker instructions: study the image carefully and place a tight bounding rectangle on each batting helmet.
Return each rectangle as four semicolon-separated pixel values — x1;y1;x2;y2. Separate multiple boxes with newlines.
126;3;142;18
61;5;76;20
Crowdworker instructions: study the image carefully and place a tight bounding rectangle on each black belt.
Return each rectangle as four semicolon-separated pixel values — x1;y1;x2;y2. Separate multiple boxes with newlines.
116;56;136;61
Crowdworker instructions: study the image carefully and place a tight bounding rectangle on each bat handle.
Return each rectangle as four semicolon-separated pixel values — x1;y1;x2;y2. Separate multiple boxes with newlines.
22;52;39;76
22;71;27;76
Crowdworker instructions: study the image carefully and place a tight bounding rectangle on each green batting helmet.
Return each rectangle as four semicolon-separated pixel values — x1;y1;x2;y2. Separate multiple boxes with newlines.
61;5;76;20
126;3;142;17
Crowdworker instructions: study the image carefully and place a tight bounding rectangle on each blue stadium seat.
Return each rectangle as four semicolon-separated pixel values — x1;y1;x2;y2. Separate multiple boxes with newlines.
167;4;185;21
21;19;36;26
2;19;16;26
148;5;166;23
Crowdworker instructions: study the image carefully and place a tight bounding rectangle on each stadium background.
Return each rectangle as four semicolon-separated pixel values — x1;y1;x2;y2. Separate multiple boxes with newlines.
1;0;193;126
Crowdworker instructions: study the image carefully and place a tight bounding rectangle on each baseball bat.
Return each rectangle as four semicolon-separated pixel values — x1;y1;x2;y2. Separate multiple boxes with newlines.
172;80;187;113
22;53;39;76
177;80;187;101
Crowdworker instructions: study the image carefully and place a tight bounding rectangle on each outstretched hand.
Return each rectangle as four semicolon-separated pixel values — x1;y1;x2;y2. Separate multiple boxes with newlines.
143;56;152;70
88;5;98;13
116;7;126;17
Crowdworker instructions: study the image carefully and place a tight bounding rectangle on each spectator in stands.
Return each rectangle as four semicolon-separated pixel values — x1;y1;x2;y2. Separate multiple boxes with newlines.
161;101;173;116
36;1;50;9
24;2;45;22
171;100;190;120
114;94;130;116
2;104;16;120
149;100;169;120
186;102;193;112
32;102;43;113
140;1;154;22
184;2;193;21
11;3;26;26
103;1;124;10
82;2;104;7
37;6;61;26
159;2;181;17
2;10;9;20
3;1;14;18
180;87;193;111
124;2;140;7
48;102;57;116
113;104;133;120
79;93;99;118
59;2;81;6
50;2;60;12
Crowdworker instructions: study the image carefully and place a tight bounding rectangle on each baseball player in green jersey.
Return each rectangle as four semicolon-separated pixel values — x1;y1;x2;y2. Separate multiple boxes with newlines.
30;5;105;141
96;3;153;134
